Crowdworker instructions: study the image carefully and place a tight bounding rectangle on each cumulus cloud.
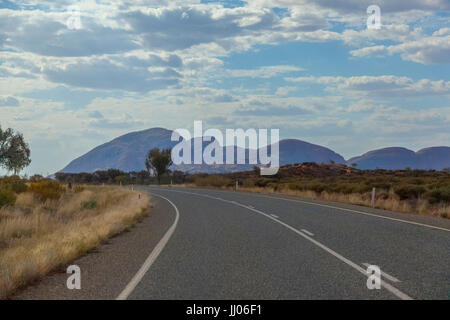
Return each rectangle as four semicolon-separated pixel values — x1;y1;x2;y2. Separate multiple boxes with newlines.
286;75;450;96
121;6;280;51
350;35;450;64
43;58;181;92
226;65;303;78
252;0;450;13
0;96;19;107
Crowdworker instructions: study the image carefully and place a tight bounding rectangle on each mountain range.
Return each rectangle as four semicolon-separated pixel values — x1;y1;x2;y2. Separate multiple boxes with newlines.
60;128;450;173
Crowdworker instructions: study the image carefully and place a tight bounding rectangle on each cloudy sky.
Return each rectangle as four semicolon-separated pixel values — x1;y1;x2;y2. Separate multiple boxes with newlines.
0;0;449;175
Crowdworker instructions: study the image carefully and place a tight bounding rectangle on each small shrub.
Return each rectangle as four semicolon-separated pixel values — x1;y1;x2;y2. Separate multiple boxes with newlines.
73;185;85;193
424;187;450;204
194;175;232;188
306;181;327;194
29;174;44;182
0;189;16;208
28;180;65;202
0;176;28;194
394;184;426;200
82;200;97;210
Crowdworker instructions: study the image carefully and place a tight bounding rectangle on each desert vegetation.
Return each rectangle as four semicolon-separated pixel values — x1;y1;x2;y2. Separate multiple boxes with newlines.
55;159;450;219
0;177;149;299
56;148;177;186
0;126;31;175
186;163;450;218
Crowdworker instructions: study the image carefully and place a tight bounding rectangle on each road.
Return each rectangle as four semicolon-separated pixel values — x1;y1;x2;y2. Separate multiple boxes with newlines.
15;186;450;300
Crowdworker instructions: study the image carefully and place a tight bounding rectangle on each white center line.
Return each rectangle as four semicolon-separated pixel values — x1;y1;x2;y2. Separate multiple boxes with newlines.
152;188;413;300
270;214;279;219
301;229;314;236
362;263;401;283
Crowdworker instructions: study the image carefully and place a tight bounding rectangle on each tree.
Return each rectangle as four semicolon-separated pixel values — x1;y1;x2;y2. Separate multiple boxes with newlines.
145;148;172;184
0;127;31;175
0;126;13;164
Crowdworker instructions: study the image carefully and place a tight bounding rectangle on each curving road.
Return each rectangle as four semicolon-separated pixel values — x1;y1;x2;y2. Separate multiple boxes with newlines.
16;186;450;300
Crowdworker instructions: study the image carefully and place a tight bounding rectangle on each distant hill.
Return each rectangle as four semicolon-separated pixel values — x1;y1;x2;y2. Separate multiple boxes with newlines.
60;128;346;174
347;147;450;170
60;127;450;173
61;128;177;173
278;139;345;166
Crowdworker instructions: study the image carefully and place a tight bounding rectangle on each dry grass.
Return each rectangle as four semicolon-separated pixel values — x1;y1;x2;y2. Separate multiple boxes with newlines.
0;186;149;299
174;183;450;218
237;186;450;218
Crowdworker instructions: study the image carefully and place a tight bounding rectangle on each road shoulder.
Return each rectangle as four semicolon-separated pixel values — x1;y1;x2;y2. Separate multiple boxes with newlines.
13;194;175;300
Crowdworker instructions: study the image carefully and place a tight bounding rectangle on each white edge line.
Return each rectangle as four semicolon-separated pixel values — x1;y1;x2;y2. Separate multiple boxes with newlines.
246;193;450;233
167;186;450;233
301;229;314;236
151;188;413;300
362;263;401;283
270;214;279;219
116;193;179;300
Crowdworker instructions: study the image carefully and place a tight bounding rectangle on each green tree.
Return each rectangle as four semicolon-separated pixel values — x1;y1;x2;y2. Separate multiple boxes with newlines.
0;126;13;163
0;128;31;175
145;148;172;184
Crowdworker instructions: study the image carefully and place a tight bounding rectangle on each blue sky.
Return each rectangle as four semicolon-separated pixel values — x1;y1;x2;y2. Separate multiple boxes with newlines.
0;0;449;175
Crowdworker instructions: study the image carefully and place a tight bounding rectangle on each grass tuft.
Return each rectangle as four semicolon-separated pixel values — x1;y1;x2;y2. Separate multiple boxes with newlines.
0;185;149;299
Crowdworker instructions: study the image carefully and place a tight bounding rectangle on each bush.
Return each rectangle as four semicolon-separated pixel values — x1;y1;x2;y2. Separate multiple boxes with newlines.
194;175;232;188
73;185;85;193
82;200;97;210
0;188;16;208
29;174;44;182
306;181;327;194
28;180;65;202
424;187;450;204
394;184;426;200
0;176;28;194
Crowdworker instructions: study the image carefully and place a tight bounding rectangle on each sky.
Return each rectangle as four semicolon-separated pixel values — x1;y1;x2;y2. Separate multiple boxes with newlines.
0;0;449;175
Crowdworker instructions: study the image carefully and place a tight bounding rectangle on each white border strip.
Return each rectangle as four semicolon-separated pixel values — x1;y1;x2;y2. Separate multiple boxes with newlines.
362;263;401;283
116;193;180;300
301;229;314;236
253;193;450;233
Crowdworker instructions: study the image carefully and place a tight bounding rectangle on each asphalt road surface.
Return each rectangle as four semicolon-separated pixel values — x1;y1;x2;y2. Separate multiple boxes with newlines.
15;186;450;300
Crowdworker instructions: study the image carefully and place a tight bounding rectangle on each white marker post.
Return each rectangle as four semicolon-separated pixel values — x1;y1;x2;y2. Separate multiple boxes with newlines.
371;187;376;208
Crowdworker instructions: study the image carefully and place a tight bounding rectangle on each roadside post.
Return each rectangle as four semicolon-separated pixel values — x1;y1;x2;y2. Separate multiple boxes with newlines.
236;180;238;191
371;187;376;208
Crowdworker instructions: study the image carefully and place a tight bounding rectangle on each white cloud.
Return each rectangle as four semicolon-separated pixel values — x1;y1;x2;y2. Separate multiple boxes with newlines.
226;65;303;78
351;35;450;64
43;58;182;92
0;96;19;107
286;75;450;96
